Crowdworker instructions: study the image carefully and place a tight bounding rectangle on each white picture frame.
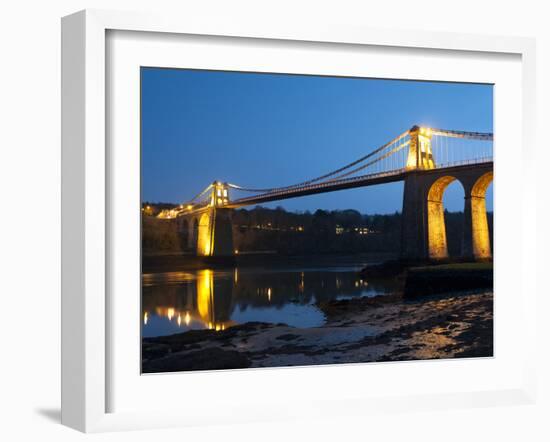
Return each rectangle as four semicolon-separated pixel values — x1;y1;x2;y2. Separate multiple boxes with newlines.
61;9;538;433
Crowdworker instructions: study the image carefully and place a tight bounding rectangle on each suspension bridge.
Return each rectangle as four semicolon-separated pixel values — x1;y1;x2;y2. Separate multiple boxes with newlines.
156;125;494;261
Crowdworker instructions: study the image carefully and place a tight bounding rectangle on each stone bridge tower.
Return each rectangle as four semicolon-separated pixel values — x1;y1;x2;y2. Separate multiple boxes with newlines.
188;182;235;257
401;127;493;262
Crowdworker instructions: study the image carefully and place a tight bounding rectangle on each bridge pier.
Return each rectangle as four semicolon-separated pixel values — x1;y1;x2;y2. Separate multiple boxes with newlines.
461;171;493;261
401;172;429;261
192;208;234;257
400;165;493;262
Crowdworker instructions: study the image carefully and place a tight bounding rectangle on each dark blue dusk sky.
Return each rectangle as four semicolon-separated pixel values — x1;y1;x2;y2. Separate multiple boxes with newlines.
141;68;493;213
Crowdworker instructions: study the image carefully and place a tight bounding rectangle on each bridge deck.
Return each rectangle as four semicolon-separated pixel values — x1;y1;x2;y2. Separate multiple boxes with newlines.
225;160;493;209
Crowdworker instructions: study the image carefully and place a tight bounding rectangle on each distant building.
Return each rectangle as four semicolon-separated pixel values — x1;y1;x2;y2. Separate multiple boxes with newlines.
336;225;374;235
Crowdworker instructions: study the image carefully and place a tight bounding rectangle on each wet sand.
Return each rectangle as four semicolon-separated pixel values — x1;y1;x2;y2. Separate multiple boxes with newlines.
142;290;493;373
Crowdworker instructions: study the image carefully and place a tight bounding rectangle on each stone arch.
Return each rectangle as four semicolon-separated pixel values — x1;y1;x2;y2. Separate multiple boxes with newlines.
469;171;493;259
427;175;464;259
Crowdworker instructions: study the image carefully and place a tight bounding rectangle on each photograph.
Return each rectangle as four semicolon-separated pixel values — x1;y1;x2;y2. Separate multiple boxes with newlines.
140;68;494;373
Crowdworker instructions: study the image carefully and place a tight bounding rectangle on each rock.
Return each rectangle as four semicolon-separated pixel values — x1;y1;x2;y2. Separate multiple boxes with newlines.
142;342;170;360
404;265;493;298
318;292;403;318
275;333;300;341
142;347;251;373
360;260;405;278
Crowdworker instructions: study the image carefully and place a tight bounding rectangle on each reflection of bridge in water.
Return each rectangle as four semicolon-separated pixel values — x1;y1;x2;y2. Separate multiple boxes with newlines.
142;268;399;336
157;125;493;262
143;270;235;333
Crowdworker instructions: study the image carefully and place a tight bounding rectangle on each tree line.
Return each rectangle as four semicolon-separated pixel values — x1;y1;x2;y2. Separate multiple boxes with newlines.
142;205;493;257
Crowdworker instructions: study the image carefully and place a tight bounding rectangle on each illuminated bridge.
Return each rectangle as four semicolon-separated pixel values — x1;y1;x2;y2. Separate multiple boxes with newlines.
157;125;493;261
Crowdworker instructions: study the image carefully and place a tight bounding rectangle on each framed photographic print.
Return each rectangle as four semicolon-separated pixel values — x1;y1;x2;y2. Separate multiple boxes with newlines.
61;9;538;432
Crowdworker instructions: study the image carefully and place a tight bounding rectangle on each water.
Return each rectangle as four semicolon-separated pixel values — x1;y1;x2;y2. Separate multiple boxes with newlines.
142;263;400;338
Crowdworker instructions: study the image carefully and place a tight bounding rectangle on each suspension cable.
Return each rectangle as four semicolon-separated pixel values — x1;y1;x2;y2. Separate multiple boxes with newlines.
227;129;411;193
184;127;493;203
188;184;213;203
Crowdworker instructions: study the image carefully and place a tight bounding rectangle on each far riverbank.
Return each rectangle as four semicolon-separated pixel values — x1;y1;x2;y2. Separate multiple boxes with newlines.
142;251;398;273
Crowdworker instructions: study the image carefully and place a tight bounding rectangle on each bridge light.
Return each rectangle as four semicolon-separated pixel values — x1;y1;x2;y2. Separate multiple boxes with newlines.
167;308;175;321
187;204;193;210
420;127;433;137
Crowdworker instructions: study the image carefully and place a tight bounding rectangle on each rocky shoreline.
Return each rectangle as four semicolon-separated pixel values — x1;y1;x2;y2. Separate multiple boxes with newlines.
142;288;493;373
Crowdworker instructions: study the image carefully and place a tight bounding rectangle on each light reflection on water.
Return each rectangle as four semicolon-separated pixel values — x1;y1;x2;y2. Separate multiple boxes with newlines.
142;265;399;338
